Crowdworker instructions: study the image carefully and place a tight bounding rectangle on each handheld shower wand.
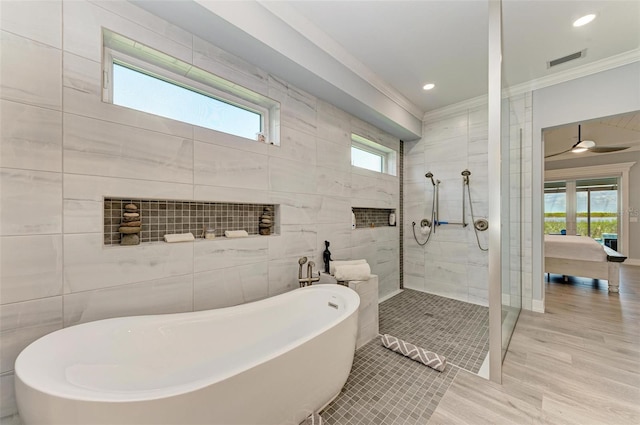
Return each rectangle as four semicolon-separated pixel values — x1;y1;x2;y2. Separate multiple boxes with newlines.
425;172;436;186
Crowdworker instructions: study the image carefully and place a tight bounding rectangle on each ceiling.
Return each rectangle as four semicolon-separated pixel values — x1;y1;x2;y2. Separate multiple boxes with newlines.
132;0;640;140
544;110;640;162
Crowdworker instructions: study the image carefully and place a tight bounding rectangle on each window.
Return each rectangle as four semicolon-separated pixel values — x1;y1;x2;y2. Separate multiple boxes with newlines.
544;177;619;245
544;181;567;235
112;63;261;140
576;178;618;244
351;134;397;175
102;29;279;144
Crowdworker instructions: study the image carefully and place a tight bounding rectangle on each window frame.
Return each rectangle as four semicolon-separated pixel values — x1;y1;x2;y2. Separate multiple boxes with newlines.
350;133;397;176
102;29;279;145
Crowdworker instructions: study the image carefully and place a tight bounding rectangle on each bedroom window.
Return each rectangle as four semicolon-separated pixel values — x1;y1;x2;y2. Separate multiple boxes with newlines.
102;29;280;145
576;178;618;246
544;177;619;246
544;182;567;235
351;134;397;175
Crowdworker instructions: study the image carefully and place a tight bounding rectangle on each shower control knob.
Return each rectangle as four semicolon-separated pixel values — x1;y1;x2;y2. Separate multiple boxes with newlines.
474;219;489;231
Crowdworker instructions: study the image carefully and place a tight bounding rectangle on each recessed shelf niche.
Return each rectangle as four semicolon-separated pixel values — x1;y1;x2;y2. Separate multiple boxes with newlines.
353;207;396;228
104;198;277;245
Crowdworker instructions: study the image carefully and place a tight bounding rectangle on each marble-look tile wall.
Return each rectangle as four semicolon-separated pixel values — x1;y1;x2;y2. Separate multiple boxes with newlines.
0;1;399;420
404;107;490;305
404;97;533;309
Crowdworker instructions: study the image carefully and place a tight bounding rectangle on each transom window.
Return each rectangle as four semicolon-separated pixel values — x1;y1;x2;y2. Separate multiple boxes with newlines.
351;134;397;175
102;29;279;145
112;63;262;140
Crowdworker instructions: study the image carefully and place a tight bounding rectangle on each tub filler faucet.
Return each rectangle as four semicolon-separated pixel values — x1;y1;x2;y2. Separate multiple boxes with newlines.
298;257;320;287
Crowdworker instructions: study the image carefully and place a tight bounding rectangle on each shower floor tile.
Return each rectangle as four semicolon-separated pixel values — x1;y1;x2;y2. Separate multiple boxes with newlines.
379;289;489;374
322;289;489;425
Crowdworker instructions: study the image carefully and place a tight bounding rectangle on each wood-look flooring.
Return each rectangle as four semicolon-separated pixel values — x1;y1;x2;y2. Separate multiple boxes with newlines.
428;264;640;425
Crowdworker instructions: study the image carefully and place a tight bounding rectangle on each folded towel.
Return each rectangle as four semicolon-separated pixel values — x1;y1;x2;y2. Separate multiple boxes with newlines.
380;334;446;372
224;230;249;238
334;263;371;282
330;259;367;276
163;233;194;243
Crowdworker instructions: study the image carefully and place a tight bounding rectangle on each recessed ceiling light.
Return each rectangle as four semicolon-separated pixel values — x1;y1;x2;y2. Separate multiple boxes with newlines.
573;14;596;27
422;83;435;91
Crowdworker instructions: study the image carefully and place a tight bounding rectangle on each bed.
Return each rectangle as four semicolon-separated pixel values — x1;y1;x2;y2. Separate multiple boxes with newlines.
544;234;627;293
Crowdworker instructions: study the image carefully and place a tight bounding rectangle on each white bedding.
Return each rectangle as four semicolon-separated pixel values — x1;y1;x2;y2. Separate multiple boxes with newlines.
544;235;607;262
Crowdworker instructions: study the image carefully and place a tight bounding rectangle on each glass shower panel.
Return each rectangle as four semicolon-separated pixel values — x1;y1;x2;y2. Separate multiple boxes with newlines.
499;95;523;361
499;0;526;360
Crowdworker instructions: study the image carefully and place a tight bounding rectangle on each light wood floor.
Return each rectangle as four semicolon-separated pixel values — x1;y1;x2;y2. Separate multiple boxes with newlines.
428;264;640;425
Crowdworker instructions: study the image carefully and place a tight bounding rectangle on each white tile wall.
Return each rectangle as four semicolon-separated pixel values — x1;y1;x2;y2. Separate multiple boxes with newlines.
0;30;62;110
0;100;62;172
0;168;62;236
0;2;400;420
404;107;490;304
63;274;194;326
0;297;63;373
0;235;63;304
63;233;194;293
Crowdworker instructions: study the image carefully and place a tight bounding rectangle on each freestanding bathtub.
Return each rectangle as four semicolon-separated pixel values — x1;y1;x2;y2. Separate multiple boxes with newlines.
15;284;360;425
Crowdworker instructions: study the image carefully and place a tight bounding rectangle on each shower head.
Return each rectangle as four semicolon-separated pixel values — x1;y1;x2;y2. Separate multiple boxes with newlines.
461;169;471;184
425;172;436;186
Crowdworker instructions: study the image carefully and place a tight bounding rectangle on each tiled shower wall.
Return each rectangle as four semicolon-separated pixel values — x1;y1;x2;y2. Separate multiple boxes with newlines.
404;107;491;305
0;0;399;419
403;98;532;309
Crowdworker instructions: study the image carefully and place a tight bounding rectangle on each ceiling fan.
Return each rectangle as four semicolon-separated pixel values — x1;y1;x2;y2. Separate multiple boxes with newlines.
545;124;630;159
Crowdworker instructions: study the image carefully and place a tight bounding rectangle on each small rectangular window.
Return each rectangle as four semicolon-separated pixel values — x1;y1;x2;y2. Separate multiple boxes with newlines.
112;63;262;140
102;29;280;145
351;146;383;172
351;134;397;175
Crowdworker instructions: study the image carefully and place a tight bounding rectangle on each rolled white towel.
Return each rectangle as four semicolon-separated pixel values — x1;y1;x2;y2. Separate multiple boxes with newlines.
334;263;371;282
164;233;194;243
330;259;367;276
224;230;249;238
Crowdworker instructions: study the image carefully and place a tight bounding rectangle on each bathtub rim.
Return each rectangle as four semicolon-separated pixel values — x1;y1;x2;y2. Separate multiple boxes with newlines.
15;284;360;402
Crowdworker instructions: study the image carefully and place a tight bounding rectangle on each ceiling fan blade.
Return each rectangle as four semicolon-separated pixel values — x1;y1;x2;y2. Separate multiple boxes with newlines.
544;149;572;159
587;146;630;153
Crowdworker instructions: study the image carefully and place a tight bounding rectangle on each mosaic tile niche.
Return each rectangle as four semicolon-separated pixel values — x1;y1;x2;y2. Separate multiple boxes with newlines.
104;198;277;245
353;207;396;229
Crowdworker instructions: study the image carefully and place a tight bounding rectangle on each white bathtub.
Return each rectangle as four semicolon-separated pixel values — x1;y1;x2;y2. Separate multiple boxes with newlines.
15;284;360;425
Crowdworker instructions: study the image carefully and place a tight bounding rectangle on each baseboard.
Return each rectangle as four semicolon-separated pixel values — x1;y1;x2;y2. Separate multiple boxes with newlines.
531;299;545;313
379;288;403;303
624;258;640;267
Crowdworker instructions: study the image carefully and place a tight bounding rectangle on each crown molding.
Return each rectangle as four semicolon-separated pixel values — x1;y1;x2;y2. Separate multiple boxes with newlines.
504;48;640;98
423;94;488;123
423;48;640;123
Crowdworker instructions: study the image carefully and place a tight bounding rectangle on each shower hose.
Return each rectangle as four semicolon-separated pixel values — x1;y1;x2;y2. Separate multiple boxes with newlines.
412;188;436;247
465;182;488;251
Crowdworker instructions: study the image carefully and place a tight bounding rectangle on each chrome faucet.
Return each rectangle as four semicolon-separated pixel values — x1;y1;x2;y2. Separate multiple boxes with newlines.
298;257;320;287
